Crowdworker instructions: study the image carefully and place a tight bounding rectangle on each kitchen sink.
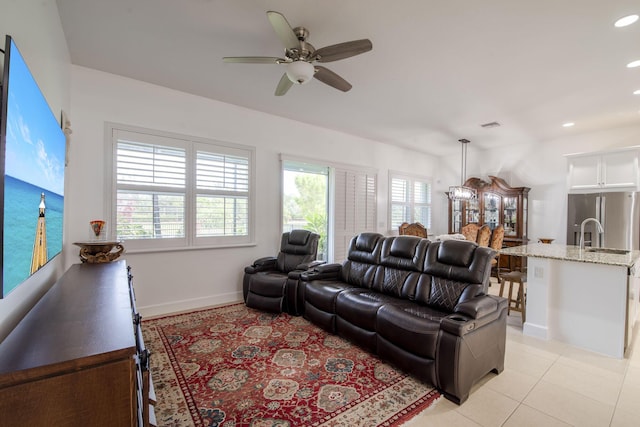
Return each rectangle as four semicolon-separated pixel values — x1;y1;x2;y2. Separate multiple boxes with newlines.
585;247;630;255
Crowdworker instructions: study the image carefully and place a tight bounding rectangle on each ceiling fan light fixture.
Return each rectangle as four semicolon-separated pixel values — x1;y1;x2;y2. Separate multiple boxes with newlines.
286;61;315;85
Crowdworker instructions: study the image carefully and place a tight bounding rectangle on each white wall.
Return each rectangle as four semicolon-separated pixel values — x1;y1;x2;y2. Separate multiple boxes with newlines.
68;65;440;316
0;0;71;341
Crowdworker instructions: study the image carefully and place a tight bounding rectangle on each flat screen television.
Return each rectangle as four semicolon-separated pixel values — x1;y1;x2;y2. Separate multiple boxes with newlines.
0;35;66;298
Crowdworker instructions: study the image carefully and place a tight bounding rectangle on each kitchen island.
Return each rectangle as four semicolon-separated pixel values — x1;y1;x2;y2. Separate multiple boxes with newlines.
500;243;640;358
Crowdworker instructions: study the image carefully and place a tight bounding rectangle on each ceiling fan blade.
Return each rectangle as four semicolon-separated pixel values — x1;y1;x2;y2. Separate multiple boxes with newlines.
223;56;284;64
266;11;299;51
314;39;372;63
275;73;294;96
313;66;352;92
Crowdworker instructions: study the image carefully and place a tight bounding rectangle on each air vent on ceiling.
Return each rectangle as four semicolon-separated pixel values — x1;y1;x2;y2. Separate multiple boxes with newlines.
480;121;501;128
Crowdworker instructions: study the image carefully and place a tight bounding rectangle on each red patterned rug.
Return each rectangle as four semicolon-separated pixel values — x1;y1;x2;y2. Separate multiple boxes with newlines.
142;303;440;426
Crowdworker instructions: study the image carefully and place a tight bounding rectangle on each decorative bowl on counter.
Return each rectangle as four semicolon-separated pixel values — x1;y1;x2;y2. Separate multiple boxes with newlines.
73;241;125;263
538;238;555;244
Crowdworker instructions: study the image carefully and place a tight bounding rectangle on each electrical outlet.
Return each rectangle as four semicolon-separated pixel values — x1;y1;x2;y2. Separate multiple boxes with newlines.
534;266;544;279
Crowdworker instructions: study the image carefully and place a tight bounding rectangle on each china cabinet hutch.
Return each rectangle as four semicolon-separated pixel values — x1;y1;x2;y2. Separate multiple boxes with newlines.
448;176;530;268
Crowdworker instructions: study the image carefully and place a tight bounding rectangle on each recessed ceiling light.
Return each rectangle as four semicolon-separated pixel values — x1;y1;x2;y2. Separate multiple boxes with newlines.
614;14;639;27
634;89;640;95
562;122;575;127
627;60;640;68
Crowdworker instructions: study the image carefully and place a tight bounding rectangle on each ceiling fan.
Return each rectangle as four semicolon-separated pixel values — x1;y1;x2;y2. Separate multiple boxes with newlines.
223;11;372;96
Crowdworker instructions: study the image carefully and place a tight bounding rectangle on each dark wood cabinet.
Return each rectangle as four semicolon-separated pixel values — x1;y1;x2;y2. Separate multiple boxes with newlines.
0;261;155;426
448;176;530;270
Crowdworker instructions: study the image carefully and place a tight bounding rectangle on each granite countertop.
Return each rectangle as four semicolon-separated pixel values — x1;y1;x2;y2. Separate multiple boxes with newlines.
500;243;640;268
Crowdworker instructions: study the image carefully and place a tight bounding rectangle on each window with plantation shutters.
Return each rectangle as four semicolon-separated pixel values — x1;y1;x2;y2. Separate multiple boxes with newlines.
109;125;254;250
332;167;377;263
389;173;432;232
116;140;187;240
196;150;249;237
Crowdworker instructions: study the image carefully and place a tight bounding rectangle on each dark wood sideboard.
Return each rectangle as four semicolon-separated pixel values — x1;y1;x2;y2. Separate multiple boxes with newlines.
0;260;155;426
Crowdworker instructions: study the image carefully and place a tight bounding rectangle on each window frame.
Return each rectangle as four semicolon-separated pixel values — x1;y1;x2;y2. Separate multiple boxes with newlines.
105;123;255;252
388;171;432;233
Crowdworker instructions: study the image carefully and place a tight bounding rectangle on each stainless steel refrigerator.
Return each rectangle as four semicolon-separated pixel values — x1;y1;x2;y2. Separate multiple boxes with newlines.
567;192;640;250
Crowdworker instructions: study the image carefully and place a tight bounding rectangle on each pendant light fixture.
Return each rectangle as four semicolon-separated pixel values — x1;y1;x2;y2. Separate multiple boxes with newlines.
449;138;477;200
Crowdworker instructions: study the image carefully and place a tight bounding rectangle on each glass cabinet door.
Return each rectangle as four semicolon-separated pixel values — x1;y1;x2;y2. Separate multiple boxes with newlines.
452;199;462;233
503;196;518;236
484;193;500;230
467;199;480;224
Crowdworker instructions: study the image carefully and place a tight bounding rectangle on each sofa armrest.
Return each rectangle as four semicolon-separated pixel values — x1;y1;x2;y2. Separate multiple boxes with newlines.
436;295;507;404
245;256;277;274
441;295;507;336
295;260;326;271
454;294;505;319
300;263;342;281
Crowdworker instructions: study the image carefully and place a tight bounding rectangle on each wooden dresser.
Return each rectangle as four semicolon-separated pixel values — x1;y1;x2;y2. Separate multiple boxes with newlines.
0;261;155;426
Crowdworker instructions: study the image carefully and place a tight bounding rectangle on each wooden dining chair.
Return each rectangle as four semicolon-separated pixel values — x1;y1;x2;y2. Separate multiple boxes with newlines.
477;224;491;247
398;222;428;238
461;223;480;242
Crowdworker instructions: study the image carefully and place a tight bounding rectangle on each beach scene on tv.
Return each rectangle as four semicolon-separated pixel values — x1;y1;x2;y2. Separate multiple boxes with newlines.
2;38;65;297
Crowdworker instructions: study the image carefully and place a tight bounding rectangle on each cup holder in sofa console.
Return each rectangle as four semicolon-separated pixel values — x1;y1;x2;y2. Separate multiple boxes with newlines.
448;315;468;322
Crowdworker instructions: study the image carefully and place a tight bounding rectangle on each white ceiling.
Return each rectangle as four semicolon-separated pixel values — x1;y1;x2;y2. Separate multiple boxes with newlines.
55;0;640;156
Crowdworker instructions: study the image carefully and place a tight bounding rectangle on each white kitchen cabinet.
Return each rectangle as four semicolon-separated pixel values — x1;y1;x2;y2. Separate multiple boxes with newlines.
567;148;640;193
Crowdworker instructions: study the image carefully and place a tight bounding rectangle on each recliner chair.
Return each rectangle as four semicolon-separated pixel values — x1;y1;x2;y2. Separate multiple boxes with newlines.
243;230;320;314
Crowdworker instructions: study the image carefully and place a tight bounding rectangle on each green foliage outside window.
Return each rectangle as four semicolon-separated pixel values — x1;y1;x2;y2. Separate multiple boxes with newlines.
283;172;328;259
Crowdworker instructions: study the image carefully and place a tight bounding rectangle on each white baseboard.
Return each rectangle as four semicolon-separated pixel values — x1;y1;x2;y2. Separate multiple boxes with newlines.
138;291;243;318
523;321;548;340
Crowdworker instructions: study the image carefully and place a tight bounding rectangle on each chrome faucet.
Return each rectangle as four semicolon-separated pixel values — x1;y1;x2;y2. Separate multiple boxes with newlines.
579;217;604;250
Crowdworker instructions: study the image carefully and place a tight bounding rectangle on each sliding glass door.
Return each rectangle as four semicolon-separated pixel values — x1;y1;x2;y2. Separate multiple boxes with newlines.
282;160;329;260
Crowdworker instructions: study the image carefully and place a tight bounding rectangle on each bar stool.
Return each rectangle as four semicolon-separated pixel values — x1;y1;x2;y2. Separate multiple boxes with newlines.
499;271;526;323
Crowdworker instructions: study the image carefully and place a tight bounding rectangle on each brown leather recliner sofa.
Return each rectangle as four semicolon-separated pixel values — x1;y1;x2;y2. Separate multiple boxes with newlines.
298;232;507;404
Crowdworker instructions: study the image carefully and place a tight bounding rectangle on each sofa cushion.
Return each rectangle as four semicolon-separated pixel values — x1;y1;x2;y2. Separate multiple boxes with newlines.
376;302;449;359
288;229;311;246
418;240;493;310
343;261;378;288
335;289;398;331
423;240;493;286
382;236;427;271
304;281;355;312
372;236;427;298
247;272;288;297
349;232;384;263
428;277;469;312
373;268;421;298
340;233;384;288
431;240;475;269
276;230;319;272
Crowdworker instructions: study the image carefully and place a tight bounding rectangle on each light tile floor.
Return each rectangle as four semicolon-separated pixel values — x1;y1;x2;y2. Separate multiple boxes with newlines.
406;280;640;427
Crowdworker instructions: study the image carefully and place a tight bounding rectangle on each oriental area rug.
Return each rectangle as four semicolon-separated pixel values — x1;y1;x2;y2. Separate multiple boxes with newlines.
142;303;441;427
